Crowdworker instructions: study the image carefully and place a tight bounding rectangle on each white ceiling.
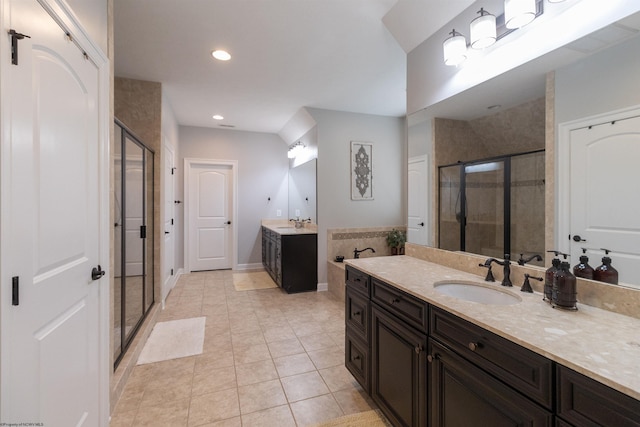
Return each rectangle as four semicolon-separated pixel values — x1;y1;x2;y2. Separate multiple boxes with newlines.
113;0;471;134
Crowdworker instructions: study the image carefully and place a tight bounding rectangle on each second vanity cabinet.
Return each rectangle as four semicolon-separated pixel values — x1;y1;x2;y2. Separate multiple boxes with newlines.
344;265;640;427
261;226;317;293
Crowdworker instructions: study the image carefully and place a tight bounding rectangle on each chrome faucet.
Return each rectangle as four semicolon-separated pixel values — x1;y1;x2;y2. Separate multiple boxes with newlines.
518;253;543;265
484;254;512;287
354;247;375;259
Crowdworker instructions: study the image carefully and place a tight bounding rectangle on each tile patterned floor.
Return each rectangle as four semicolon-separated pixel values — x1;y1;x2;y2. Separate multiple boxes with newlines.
110;270;376;426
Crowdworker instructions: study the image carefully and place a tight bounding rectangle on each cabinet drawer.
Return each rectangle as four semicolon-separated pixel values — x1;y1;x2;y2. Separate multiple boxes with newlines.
372;278;428;332
557;365;640;427
345;266;370;297
345;333;370;393
345;287;369;343
430;306;553;409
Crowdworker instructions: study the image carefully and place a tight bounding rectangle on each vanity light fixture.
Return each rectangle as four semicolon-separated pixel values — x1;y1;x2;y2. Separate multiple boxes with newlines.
443;29;467;66
211;50;231;61
287;141;305;159
504;0;537;29
470;8;497;49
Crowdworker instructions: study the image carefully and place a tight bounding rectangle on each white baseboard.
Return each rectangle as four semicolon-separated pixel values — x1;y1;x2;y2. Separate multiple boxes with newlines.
162;268;185;309
235;263;264;272
317;282;328;292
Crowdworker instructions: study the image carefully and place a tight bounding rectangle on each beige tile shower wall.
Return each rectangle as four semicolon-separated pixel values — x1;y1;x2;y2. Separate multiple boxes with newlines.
405;243;640;320
327;226;406;262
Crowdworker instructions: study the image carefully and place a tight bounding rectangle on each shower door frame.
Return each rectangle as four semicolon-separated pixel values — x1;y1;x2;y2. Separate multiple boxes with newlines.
438;149;544;257
114;119;155;368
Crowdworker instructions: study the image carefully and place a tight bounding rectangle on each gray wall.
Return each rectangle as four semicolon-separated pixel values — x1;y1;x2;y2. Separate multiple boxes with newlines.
555;36;640;124
308;108;406;283
67;0;108;54
176;126;288;270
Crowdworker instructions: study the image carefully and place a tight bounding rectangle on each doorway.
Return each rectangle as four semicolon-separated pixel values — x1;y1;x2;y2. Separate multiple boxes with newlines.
184;159;238;272
113;120;155;368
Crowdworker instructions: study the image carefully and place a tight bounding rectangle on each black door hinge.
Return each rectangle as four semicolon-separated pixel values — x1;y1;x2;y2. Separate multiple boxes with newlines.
12;276;19;306
171;167;176;175
9;29;31;65
140;225;147;239
171;268;174;276
171;218;174;225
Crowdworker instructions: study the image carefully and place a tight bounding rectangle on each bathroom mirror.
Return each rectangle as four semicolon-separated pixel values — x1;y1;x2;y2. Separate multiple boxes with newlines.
407;11;640;288
288;159;317;223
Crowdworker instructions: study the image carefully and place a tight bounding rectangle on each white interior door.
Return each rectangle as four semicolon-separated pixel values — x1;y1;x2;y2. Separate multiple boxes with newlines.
569;115;640;286
1;0;104;424
408;156;429;245
163;142;175;300
188;162;233;271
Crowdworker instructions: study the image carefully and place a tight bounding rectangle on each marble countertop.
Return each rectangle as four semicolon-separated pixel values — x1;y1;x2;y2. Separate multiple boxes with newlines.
345;255;640;400
262;223;317;235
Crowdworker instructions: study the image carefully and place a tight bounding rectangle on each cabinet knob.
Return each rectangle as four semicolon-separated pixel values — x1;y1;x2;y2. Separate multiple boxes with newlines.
352;311;361;316
427;353;440;363
390;298;400;305
414;345;422;354
468;342;480;351
351;355;361;361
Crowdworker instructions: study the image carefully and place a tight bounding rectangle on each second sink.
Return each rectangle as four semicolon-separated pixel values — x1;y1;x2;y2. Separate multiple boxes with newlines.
434;281;522;305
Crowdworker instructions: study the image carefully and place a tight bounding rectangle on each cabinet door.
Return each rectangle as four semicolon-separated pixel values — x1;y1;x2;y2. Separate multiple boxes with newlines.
557;365;640;427
371;305;427;427
428;339;552;427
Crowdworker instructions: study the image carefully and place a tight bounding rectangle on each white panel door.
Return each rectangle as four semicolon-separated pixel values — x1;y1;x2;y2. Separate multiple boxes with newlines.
569;115;640;286
188;163;233;271
163;142;175;299
408;156;429;245
1;0;103;424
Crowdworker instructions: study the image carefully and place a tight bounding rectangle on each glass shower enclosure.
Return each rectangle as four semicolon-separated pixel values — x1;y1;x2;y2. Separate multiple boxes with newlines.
439;150;545;265
114;120;154;368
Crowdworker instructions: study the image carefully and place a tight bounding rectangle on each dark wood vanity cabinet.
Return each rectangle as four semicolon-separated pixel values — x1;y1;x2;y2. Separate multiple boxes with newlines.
345;266;371;392
261;226;317;293
556;365;640;427
428;338;552;427
371;304;427;427
344;266;639;427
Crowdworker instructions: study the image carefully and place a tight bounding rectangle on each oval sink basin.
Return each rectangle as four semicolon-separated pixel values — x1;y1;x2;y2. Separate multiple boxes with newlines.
434;282;521;305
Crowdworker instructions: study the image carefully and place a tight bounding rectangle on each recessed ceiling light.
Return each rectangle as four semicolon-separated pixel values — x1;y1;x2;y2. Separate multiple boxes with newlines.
212;50;231;61
212;115;224;120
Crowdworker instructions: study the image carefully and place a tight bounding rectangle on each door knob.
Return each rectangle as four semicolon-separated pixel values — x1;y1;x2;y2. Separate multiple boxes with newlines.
572;235;586;242
165;231;170;235
226;221;231;225
418;222;425;227
91;265;105;281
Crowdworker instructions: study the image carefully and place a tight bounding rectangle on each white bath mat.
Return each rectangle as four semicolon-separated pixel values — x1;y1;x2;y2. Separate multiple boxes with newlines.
233;271;277;291
137;317;206;365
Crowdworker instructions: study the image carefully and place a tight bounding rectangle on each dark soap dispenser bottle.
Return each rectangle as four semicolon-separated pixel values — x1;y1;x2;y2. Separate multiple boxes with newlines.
544;251;561;303
552;254;578;311
593;248;619;285
573;248;594;280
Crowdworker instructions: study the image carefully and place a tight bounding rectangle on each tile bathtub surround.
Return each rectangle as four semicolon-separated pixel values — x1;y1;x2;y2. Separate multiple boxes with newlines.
109;270;377;427
326;226;406;263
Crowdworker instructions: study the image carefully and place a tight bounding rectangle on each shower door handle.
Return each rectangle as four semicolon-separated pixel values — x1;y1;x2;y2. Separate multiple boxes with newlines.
91;265;105;281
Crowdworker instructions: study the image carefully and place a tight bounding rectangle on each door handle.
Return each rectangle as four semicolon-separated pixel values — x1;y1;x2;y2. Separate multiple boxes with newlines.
226;221;231;225
165;231;170;235
418;222;425;227
572;234;586;242
91;265;105;281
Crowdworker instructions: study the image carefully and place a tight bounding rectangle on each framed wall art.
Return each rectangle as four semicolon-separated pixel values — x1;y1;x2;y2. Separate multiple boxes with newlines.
351;141;373;200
